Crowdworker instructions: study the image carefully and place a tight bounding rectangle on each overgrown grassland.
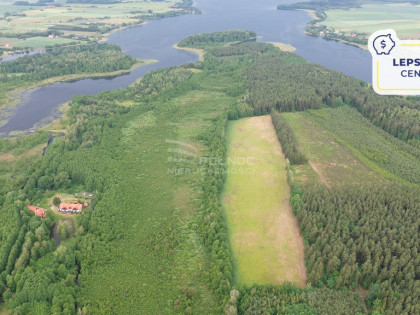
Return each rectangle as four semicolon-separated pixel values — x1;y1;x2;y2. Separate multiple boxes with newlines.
76;89;237;313
69;54;250;313
303;106;420;185
282;111;383;187
322;3;420;39
222;116;306;287
0;130;49;178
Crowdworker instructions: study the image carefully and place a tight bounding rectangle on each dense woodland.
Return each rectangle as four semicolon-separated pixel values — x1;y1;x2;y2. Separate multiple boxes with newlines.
178;30;257;48
0;32;419;314
271;111;307;165
243;53;420;145
236;285;365;314
291;183;420;314
212;42;273;58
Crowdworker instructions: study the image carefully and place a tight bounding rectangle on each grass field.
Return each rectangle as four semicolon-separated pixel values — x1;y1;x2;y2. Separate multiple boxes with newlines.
282;112;383;187
0;0;182;49
11;36;79;48
322;3;420;39
222;115;306;287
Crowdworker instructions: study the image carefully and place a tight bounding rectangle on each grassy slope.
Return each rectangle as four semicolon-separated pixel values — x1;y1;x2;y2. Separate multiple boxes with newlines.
222;116;306;287
282;111;383;187
77;69;242;313
322;3;420;39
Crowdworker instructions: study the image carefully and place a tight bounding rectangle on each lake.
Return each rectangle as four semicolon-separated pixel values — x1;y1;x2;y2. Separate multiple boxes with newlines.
0;0;371;136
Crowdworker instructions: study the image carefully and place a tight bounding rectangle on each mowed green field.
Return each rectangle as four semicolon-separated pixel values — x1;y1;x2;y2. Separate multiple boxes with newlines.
222;115;306;287
322;3;420;38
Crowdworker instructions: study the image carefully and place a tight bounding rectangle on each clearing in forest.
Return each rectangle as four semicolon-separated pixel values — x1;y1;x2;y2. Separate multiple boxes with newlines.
222;115;306;287
282;111;383;186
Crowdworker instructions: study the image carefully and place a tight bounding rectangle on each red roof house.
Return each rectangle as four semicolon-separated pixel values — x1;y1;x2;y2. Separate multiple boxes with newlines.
27;205;46;218
59;202;86;213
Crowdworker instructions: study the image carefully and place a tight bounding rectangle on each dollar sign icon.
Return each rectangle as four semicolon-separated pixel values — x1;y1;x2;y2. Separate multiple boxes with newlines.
373;34;395;55
381;40;386;49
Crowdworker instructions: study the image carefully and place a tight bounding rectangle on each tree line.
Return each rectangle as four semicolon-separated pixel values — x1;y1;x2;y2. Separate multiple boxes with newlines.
291;183;420;314
271;110;307;164
243;52;420;144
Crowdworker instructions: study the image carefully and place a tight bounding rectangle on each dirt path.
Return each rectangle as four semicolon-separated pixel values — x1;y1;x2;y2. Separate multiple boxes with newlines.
309;160;331;188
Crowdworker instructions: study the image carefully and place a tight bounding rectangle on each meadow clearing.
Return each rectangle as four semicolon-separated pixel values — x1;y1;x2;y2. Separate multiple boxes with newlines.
322;3;420;39
281;111;383;187
222;115;306;287
282;106;420;186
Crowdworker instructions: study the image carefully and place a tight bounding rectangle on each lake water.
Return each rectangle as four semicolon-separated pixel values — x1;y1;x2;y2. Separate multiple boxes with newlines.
0;0;371;135
0;49;45;63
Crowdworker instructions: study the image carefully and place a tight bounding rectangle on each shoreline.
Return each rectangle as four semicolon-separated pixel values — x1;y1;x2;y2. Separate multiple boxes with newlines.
0;59;157;137
299;9;368;51
266;41;296;53
99;21;149;43
0;2;197;137
304;31;368;50
0;59;154;111
298;9;318;20
173;43;205;61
